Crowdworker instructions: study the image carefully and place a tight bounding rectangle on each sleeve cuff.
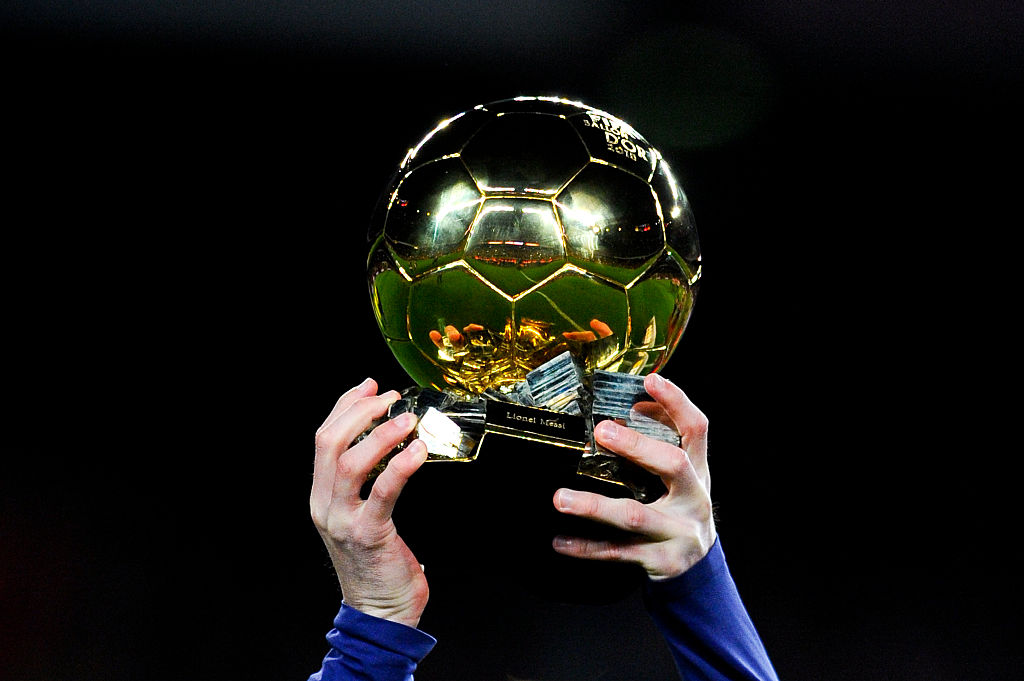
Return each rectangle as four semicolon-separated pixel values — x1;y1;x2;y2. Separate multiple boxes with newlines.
333;602;437;662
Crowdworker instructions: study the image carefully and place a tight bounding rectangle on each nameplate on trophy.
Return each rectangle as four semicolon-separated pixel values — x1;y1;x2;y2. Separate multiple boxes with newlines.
484;401;588;450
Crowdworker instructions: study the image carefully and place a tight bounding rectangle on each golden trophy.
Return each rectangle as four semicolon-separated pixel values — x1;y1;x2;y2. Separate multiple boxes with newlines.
362;96;701;596
366;96;700;498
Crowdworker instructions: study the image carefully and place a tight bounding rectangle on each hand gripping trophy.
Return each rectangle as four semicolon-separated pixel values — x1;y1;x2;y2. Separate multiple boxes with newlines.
363;96;701;522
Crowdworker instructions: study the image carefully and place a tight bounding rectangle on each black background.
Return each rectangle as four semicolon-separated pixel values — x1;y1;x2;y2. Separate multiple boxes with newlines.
3;2;1020;679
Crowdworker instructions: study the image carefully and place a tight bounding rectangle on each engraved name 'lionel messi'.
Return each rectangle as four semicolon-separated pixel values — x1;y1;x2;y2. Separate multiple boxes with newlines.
504;410;566;430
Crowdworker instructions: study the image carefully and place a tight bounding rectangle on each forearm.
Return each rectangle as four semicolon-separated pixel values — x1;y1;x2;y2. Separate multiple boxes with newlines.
644;538;778;681
309;603;436;681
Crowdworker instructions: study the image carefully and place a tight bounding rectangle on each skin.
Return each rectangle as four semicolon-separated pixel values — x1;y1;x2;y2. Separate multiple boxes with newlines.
310;373;715;628
311;378;429;627
551;372;716;581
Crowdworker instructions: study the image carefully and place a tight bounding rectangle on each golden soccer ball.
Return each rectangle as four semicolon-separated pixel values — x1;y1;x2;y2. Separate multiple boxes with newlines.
367;96;701;395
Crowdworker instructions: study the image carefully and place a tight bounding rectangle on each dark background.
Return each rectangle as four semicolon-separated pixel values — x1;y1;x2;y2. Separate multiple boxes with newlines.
3;2;1020;679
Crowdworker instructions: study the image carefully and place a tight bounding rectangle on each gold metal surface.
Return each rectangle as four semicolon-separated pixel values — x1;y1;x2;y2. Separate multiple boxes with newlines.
368;97;700;394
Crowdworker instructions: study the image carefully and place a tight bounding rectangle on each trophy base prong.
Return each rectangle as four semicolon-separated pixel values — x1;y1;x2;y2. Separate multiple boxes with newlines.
362;353;679;506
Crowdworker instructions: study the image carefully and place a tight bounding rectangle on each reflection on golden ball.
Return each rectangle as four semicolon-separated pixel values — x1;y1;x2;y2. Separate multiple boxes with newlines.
367;96;701;395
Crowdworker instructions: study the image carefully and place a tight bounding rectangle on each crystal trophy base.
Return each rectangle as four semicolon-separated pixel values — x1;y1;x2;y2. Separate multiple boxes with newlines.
362;351;677;502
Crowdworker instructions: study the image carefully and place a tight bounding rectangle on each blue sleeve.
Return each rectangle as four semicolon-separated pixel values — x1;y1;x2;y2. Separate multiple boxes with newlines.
643;538;778;681
308;603;437;681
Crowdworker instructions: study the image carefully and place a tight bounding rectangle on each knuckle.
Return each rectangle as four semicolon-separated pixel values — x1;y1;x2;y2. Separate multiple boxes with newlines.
668;451;691;479
364;423;394;450
349;395;380;420
314;430;336;456
388;414;416;437
369;473;394;504
623;500;647;531
581;495;602;518
679;520;709;555
309;502;327;530
335;456;358;481
353;394;377;409
362;423;386;447
370;415;412;447
697;496;714;522
689;410;709;438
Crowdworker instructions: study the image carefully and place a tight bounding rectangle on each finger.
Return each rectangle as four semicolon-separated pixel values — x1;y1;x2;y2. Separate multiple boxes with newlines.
312;391;401;510
316;378;377;436
644;373;710;489
629;400;676;430
593;420;701;496
312;379;378;515
644;373;708;459
330;411;420;504
363;438;429;523
553;488;675;540
322;390;402;457
551;534;646;564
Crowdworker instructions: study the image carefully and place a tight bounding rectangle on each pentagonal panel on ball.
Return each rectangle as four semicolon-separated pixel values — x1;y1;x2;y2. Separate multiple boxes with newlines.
461;114;589;195
556;163;664;285
463;198;566;297
385;158;483;277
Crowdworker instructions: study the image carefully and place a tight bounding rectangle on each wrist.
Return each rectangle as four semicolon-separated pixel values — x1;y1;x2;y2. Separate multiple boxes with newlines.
333;602;437;666
344;601;424;629
341;584;429;629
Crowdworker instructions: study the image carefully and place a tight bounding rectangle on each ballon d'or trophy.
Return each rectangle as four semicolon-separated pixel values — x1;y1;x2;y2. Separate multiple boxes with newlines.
361;96;701;599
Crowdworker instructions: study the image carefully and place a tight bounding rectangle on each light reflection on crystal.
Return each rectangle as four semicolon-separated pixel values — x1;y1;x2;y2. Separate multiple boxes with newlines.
366;388;487;471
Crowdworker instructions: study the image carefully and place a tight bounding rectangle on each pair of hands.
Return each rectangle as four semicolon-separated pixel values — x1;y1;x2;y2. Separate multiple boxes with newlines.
310;374;715;629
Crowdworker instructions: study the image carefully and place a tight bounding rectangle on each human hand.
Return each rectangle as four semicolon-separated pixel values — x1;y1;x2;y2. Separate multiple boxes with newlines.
552;373;715;580
311;378;430;627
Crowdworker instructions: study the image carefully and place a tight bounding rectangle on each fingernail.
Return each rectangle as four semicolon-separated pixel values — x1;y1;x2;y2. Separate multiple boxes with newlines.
409;438;428;460
381;390;401;405
552;536;573;550
647;373;665;390
556;489;576;510
596;420;618;440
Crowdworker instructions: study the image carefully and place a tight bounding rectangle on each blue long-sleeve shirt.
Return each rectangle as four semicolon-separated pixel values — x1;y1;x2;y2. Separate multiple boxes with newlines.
309;538;777;681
